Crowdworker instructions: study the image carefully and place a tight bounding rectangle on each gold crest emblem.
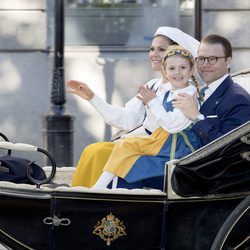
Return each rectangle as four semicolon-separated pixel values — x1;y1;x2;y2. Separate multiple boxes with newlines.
93;213;126;246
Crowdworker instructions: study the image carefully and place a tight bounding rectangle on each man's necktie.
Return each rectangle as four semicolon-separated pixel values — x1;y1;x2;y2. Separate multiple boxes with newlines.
199;86;209;102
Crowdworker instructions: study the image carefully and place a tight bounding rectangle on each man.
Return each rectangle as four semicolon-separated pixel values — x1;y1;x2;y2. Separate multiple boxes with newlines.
173;34;250;146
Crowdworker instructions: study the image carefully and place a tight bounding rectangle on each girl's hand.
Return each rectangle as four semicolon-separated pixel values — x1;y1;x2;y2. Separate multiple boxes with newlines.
136;85;156;105
172;92;199;120
66;80;94;100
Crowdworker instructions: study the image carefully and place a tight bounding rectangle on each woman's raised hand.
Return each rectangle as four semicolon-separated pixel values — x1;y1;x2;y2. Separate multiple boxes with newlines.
66;80;94;100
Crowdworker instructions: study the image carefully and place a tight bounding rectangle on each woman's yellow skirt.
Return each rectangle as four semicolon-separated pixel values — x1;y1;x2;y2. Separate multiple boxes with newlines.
71;142;115;187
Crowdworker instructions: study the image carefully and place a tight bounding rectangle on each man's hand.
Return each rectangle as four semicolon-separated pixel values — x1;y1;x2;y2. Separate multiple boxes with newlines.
136;85;156;105
172;92;199;121
66;80;94;100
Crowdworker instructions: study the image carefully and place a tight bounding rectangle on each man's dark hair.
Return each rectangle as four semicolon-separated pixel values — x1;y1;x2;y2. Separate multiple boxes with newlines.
202;34;232;58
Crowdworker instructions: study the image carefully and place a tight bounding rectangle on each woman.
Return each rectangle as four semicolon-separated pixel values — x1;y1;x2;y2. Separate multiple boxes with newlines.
69;26;200;188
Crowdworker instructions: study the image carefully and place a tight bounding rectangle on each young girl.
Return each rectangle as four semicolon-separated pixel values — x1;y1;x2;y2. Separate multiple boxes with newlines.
91;46;202;189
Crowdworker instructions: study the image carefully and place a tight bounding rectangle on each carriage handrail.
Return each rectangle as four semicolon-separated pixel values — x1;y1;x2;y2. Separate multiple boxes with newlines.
0;141;57;188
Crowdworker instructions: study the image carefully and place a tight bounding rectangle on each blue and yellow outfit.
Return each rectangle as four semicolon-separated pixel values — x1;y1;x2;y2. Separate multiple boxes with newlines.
102;92;201;189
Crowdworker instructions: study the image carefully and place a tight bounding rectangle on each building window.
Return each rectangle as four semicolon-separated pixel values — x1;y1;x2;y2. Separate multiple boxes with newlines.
64;0;179;47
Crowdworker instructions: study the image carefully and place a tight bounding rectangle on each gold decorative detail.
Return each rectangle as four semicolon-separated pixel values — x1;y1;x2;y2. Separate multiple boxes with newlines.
93;213;126;246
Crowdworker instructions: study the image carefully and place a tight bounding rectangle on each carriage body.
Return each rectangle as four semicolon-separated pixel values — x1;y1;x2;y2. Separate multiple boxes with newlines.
0;182;248;250
0;121;249;250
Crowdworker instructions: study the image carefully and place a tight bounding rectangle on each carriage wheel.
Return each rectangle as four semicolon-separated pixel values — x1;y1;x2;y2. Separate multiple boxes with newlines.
211;195;250;250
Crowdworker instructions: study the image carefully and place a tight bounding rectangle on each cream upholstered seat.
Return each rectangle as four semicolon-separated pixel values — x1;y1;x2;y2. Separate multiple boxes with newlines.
231;68;250;93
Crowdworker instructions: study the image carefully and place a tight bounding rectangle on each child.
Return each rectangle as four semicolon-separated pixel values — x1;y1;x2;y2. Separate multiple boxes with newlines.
92;46;202;189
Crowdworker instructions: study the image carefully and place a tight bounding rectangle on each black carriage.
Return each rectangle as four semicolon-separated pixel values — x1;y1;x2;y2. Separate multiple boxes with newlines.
0;120;248;250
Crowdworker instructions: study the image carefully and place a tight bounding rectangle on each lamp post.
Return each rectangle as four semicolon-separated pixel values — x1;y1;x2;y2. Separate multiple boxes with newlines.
43;0;74;167
194;0;202;40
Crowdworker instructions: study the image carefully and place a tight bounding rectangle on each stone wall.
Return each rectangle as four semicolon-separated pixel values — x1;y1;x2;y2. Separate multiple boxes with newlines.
201;0;250;72
0;0;53;164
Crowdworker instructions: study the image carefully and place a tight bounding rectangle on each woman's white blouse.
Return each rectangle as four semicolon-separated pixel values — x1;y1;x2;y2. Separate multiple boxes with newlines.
89;78;197;134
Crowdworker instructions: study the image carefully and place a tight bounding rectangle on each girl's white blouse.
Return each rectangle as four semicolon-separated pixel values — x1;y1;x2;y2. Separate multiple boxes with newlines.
89;78;197;134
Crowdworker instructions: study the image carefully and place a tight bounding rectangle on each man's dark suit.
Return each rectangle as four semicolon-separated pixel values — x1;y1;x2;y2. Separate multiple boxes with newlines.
192;75;250;146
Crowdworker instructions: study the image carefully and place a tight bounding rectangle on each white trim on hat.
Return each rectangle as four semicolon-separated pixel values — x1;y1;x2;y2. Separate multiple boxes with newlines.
154;26;200;58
